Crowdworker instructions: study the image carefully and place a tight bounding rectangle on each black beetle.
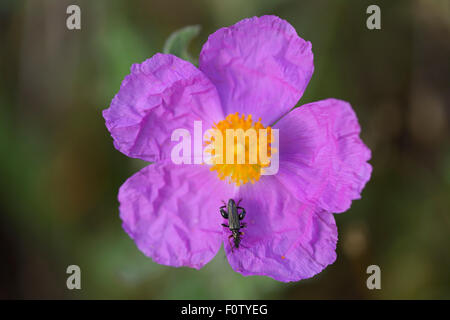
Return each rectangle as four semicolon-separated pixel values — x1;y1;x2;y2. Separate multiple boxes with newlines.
220;199;246;251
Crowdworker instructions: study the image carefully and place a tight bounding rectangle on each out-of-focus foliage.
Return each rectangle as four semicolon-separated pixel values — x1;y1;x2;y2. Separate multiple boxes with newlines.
0;0;449;299
163;25;201;65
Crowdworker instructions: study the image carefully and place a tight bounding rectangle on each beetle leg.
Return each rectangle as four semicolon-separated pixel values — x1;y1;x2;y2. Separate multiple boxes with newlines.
236;198;242;207
240;222;247;228
221;223;229;228
220;208;228;219
239;243;249;249
237;207;246;220
228;235;234;253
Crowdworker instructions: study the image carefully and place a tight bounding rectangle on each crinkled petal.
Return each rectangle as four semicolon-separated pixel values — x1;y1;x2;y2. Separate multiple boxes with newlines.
275;98;372;213
224;176;337;282
119;161;235;269
103;53;224;162
199;15;314;125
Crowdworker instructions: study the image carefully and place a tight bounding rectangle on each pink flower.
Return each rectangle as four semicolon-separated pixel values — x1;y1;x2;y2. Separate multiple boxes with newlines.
103;16;372;282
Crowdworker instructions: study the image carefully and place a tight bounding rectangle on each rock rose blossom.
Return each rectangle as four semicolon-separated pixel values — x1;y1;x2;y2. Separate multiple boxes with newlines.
103;15;372;282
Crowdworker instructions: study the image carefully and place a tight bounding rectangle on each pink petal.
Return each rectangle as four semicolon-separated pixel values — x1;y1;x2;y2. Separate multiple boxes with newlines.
275;98;372;213
224;176;337;282
199;15;314;125
103;53;224;162
119;161;235;269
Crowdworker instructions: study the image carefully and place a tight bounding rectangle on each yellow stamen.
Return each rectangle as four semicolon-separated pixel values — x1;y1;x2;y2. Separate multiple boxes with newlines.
205;112;274;186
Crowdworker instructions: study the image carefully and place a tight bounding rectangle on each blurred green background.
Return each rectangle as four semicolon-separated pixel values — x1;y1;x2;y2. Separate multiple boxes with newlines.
0;0;449;299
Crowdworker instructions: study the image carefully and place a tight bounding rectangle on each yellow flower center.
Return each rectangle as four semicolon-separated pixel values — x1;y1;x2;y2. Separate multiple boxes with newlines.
205;112;274;186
